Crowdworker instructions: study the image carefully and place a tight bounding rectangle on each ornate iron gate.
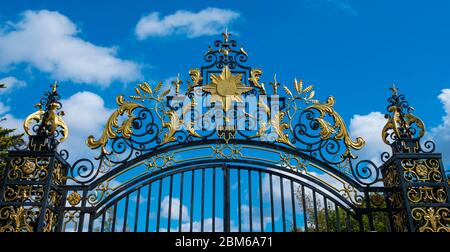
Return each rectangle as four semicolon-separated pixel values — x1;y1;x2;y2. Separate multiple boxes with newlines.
1;31;449;232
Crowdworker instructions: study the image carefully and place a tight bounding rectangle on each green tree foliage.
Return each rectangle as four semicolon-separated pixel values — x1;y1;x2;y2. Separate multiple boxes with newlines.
0;84;26;178
291;186;390;232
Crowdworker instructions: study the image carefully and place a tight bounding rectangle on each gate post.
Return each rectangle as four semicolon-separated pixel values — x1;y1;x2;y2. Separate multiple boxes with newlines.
0;84;69;232
380;87;450;232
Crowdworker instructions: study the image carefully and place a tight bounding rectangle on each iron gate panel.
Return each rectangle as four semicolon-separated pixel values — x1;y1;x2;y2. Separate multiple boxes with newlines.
1;31;449;232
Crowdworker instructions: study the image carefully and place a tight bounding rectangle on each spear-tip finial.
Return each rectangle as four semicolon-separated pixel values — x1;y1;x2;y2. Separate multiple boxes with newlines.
390;83;398;96
222;27;230;42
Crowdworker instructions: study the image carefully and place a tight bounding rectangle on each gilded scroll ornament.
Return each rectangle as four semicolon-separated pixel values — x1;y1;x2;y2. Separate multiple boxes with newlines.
381;86;426;145
249;68;266;95
0;206;36;232
306;96;365;158
86;95;144;155
412;207;450;232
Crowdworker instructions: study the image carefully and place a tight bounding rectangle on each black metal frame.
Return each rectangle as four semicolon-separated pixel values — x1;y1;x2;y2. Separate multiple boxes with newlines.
1;33;449;232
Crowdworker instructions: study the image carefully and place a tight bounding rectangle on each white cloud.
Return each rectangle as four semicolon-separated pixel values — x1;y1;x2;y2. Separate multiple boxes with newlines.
0;102;10;114
59;91;113;161
429;89;450;167
160;196;190;221
180;217;234;232
135;8;240;40
0;76;26;94
349;111;390;165
0;10;141;86
0;113;23;132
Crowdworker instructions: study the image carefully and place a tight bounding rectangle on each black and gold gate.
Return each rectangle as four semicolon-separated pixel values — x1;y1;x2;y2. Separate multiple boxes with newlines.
1;32;449;232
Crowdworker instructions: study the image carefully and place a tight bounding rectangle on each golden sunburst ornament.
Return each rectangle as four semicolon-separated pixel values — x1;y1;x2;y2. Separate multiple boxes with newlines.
202;66;253;112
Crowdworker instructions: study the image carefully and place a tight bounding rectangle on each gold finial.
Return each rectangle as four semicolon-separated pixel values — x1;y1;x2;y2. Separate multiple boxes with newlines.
390;84;398;96
52;81;58;93
269;74;279;95
172;74;182;96
222;27;230;42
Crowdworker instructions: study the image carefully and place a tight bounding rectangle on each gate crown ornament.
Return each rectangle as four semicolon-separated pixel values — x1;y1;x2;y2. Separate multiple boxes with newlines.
81;31;366;172
382;85;428;154
23;82;68;151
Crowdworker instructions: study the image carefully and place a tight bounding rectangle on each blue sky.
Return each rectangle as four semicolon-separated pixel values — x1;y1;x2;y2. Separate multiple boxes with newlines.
1;1;450;162
2;0;449;232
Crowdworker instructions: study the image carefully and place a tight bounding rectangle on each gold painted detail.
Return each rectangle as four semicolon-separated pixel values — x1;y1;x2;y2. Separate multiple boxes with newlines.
4;185;44;203
212;144;242;159
63;211;80;232
382;91;425;145
370;193;385;207
23;84;68;142
8;157;50;181
67;191;82;206
86;95;144;155
279;153;307;172
407;187;447;203
257;100;295;148
87;181;111;206
248;69;266;95
339;183;364;207
401;159;442;182
42;209;58;232
306;96;365;159
0;206;37;232
412;207;450;232
389;191;404;209
383;164;399;187
392;211;408;232
202;66;253;113
144;152;175;172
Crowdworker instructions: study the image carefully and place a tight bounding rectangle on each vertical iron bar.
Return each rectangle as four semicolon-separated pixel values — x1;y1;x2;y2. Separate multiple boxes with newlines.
212;168;216;232
190;170;195;232
168;175;173;232
223;164;230;232
280;177;286;232
335;204;341;232
290;180;297;231
134;188;141;232
269;174;275;232
312;191;318;232
366;191;375;231
111;203;117;232
201;168;205;232
178;172;184;232
145;183;152;232
123;194;130;232
238;168;242;232
156;179;163;232
100;211;106;232
324;197;330;232
346;211;351;232
248;169;253;232
301;185;308;232
259;171;264;232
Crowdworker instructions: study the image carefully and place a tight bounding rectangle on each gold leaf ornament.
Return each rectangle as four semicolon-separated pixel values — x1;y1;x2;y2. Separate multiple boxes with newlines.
307;96;365;158
86;95;144;154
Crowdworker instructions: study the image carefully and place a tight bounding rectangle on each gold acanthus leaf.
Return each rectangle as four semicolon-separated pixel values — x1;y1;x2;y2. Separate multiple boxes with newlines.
381;107;425;144
271;111;295;148
249;68;266;95
307;96;365;159
23;103;69;143
161;103;201;145
86;95;144;154
254;100;294;148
